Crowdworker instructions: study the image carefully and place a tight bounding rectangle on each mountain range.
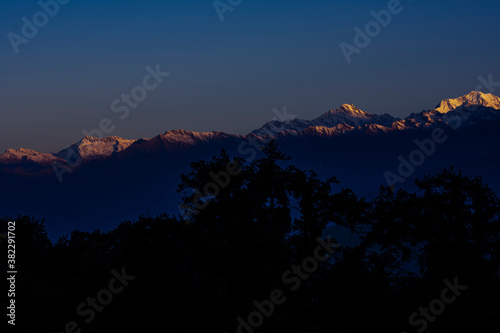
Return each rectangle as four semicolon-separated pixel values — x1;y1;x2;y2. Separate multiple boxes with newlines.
2;91;500;239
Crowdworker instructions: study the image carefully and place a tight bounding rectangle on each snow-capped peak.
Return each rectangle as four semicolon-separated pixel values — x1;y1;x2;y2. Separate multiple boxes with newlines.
339;103;366;115
252;103;398;136
321;104;367;117
317;104;397;128
435;91;500;113
0;148;63;166
55;136;136;161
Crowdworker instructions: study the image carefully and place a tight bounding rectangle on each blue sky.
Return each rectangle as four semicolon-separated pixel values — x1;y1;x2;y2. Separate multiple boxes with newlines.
1;0;499;152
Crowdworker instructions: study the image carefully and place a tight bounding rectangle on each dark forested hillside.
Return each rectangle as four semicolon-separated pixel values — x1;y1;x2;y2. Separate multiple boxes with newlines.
1;144;499;332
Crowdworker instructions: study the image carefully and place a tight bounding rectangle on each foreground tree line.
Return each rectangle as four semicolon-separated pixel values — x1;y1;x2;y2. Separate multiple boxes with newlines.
1;143;499;332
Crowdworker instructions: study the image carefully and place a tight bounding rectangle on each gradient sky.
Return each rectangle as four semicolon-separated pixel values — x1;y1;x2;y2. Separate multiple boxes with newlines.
1;0;499;153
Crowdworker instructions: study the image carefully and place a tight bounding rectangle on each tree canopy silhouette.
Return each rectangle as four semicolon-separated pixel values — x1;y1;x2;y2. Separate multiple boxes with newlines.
1;144;499;332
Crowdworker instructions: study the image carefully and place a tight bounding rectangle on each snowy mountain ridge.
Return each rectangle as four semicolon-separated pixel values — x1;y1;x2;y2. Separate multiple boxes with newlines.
2;91;499;170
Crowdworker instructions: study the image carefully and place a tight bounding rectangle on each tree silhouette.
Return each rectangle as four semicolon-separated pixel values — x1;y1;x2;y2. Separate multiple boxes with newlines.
1;146;499;332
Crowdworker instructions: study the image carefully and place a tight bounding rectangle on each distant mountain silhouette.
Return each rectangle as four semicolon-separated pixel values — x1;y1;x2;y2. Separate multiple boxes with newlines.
1;91;499;238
